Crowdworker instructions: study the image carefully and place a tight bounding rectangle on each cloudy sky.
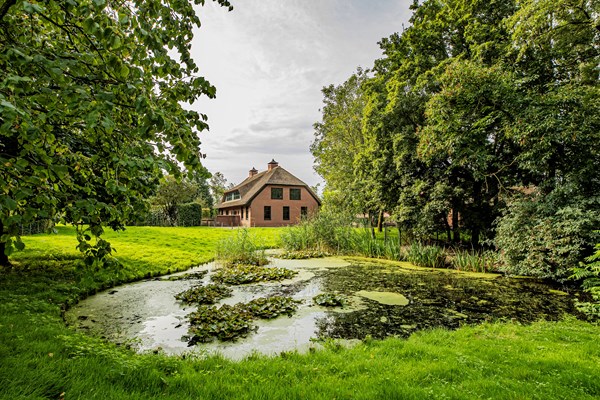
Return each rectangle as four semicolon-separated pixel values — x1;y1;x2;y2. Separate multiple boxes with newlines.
191;0;413;189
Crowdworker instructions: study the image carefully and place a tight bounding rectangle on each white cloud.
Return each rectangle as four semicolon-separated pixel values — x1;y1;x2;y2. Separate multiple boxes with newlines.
191;0;412;187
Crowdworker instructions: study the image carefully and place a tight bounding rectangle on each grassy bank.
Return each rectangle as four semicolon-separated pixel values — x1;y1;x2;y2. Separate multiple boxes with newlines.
1;226;599;399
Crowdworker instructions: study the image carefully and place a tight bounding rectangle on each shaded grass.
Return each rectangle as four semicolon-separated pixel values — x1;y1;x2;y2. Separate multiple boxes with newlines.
1;226;599;399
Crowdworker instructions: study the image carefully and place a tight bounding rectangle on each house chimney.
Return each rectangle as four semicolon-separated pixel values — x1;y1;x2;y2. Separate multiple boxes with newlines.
249;167;258;177
267;159;279;171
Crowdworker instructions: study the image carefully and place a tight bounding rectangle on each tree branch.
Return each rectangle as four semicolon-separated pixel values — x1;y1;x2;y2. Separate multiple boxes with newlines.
0;0;16;22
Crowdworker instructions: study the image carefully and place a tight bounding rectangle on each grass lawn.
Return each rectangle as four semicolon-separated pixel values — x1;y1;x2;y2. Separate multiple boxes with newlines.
1;226;599;399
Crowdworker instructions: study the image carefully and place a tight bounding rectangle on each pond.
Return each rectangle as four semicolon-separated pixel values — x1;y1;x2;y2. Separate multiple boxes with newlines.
65;256;585;360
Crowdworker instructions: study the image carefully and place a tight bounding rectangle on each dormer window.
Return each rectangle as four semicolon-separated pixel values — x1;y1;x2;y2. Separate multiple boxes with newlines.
224;191;241;202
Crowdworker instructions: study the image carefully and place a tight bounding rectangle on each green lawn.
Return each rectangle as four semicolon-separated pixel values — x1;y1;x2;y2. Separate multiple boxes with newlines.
1;226;599;399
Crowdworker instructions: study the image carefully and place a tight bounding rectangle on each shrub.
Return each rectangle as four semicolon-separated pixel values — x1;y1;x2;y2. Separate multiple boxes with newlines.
572;242;600;319
176;202;203;227
215;228;268;266
495;191;600;281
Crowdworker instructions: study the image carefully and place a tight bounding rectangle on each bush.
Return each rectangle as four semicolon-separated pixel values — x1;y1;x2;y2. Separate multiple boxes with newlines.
495;191;600;281
572;242;600;319
176;202;203;227
215;228;268;266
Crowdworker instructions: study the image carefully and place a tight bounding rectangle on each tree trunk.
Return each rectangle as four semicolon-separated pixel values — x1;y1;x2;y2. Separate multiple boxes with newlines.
369;212;376;239
452;207;460;244
377;210;383;232
0;220;9;267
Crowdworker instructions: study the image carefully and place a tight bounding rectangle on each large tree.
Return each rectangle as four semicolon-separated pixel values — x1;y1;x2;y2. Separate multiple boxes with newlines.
311;69;368;215
0;0;231;266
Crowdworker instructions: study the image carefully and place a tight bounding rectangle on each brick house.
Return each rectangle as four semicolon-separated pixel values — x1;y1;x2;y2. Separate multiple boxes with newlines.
215;160;321;227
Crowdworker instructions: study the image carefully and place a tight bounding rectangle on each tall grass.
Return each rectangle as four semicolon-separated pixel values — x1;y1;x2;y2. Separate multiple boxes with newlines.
280;212;406;261
451;249;498;273
350;229;404;260
406;242;447;268
279;212;354;253
215;228;268;266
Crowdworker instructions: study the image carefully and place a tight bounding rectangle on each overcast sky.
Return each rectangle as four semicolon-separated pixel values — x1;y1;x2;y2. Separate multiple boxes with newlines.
191;0;413;189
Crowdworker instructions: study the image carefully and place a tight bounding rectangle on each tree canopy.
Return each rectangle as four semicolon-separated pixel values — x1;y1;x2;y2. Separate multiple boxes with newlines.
0;0;231;265
312;0;600;279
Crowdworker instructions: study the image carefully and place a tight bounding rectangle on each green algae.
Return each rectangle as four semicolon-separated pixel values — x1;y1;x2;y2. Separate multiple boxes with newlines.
355;290;410;306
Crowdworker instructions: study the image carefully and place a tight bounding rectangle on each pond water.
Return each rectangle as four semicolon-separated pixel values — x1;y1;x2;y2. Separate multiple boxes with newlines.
66;256;585;360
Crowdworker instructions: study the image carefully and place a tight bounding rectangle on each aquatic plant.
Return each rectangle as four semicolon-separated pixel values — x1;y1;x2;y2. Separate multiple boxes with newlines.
187;304;254;343
243;296;300;319
175;284;232;305
212;265;297;285
406;242;447;268
187;296;300;343
215;228;269;267
278;250;331;259
313;293;347;307
451;250;498;273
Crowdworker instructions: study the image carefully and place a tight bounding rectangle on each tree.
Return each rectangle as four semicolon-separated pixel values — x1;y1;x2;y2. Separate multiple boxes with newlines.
311;69;368;215
209;171;228;207
0;0;232;266
152;174;209;226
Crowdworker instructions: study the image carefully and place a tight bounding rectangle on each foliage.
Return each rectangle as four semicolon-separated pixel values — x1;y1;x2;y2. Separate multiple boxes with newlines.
311;69;369;214
151;175;212;226
572;243;600;319
215;228;268;267
243;296;300;319
312;0;600;286
187;303;254;343
212;265;297;285
175;284;232;305
313;293;347;308
187;296;299;343
176;203;204;227
209;171;229;206
406;243;447;269
495;190;600;281
0;0;233;265
451;250;498;273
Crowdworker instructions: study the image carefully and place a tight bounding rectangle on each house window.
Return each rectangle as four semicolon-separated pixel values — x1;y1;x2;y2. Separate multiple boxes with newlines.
271;187;283;200
241;208;244;219
224;191;241;202
245;207;249;220
290;188;301;200
301;207;308;218
283;206;290;221
264;206;271;221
